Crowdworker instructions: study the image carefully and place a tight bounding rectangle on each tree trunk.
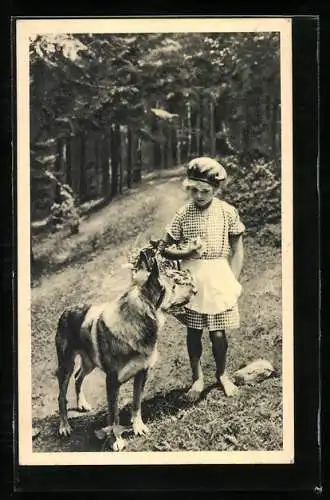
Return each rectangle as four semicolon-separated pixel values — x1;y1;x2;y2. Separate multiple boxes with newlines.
196;103;201;157
202;97;210;155
271;84;280;160
55;136;64;181
133;138;142;183
240;104;252;164
79;133;87;202
102;132;111;199
176;125;181;165
210;99;216;157
70;136;80;198
116;124;122;194
190;107;196;157
127;127;133;189
94;134;101;195
171;124;178;165
187;101;192;160
119;127;124;194
110;124;120;197
150;103;161;169
151;114;161;169
166;125;173;168
159;122;165;169
180;116;188;164
65;136;72;187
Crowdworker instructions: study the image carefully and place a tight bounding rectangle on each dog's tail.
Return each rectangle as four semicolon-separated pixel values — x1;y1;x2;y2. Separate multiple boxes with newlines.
55;304;91;376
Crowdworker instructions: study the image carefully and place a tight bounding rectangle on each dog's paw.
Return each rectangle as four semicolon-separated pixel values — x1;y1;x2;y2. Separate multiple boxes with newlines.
132;417;149;436
77;400;92;412
59;421;72;437
113;436;126;452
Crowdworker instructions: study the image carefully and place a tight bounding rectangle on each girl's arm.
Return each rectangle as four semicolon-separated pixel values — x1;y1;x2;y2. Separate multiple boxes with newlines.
229;234;244;279
159;233;202;260
163;233;177;246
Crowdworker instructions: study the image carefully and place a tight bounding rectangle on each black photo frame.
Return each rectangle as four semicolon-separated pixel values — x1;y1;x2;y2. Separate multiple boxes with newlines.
6;12;321;494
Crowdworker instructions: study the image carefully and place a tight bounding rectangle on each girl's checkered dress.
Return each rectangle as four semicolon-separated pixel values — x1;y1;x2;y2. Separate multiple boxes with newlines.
166;198;245;331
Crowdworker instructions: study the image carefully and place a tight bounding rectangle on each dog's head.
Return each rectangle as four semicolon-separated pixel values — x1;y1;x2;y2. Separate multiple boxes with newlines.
126;241;197;313
126;244;159;281
158;265;197;314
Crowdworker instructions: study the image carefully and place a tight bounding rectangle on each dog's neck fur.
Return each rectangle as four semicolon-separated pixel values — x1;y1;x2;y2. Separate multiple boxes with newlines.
140;272;164;309
114;273;164;351
118;271;164;322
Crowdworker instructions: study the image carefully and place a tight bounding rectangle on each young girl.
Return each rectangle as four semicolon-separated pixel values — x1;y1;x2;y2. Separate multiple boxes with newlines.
162;157;245;401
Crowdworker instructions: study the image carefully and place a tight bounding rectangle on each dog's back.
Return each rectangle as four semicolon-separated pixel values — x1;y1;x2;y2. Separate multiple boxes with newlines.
56;277;162;370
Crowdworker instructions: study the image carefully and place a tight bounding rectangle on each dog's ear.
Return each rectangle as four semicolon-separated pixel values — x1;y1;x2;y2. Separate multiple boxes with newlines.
150;256;160;279
126;232;148;264
130;249;153;286
139;250;151;271
149;238;160;249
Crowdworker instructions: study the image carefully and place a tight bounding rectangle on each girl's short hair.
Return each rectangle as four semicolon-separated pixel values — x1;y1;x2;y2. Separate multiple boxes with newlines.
186;157;227;188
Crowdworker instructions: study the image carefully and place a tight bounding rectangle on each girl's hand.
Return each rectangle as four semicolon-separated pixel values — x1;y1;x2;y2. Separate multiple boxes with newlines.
187;239;202;253
187;237;206;257
160;238;204;260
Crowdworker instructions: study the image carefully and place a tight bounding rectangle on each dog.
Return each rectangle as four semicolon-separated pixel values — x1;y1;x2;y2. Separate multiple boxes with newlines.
55;243;196;451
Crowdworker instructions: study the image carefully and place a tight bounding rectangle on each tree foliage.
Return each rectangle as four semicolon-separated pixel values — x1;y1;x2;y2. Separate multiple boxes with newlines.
30;31;281;226
30;32;279;143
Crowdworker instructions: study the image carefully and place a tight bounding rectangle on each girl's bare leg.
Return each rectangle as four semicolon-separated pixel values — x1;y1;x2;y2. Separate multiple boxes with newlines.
186;328;204;401
209;330;238;397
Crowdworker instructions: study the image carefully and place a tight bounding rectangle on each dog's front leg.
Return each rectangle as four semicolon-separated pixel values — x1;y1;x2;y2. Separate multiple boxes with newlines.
106;371;119;427
104;371;126;451
132;369;149;436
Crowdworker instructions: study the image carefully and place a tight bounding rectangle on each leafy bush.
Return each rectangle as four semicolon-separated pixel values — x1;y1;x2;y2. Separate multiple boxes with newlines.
256;223;281;248
221;155;281;231
49;184;80;234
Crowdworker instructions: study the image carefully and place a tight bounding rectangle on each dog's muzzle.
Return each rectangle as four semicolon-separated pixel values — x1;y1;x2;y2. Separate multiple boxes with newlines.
159;270;197;314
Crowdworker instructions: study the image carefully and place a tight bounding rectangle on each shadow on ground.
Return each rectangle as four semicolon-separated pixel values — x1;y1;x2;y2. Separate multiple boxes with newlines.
32;386;199;453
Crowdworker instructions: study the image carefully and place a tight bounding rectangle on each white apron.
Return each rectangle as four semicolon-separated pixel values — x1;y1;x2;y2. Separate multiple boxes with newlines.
181;258;242;314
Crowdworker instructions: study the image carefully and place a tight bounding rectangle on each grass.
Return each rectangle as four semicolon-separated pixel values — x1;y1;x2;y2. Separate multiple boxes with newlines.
30;176;283;454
